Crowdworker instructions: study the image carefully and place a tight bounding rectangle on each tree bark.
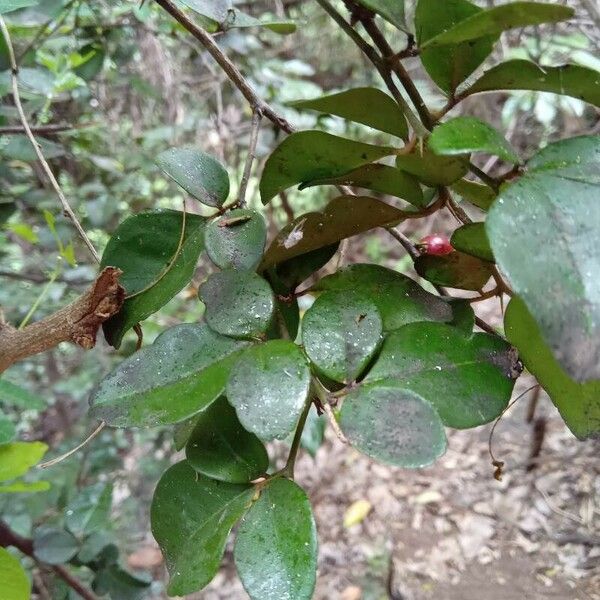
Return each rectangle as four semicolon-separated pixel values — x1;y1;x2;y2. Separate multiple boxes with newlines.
0;267;124;373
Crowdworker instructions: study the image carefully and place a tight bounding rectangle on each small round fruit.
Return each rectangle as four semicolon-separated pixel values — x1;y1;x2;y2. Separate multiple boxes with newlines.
418;234;453;256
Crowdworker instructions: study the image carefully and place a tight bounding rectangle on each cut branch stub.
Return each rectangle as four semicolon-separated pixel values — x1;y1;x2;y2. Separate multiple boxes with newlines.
0;267;124;373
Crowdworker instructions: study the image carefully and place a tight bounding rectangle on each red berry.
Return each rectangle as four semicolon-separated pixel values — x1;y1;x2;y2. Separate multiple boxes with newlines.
418;234;453;256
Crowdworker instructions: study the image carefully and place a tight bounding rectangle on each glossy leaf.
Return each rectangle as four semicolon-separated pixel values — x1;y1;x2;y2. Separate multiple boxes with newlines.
0;547;30;600
0;441;47;482
340;383;446;468
156;147;229;207
451;179;496;211
505;297;600;440
152;462;254;596
205;209;267;271
0;413;15;444
185;396;268;483
101;210;205;348
65;483;113;536
302;291;383;383
365;321;518;428
199;270;275;338
227;340;311;441
487;136;600;382
90;324;249;427
260;131;395;203
430;116;519;164
396;149;469;185
315;263;457;332
234;477;317;600
415;251;493;290
450;223;494;262
415;0;497;95
355;0;405;29
272;243;339;289
33;528;79;565
421;3;573;48
289;87;407;138
464;60;600;108
301;163;425;207
260;196;404;270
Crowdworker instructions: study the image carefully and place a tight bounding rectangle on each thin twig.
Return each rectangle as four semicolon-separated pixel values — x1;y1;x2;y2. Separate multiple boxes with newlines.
38;421;106;469
0;123;78;135
153;0;295;133
322;400;348;444
238;108;262;207
385;227;420;260
0;15;100;263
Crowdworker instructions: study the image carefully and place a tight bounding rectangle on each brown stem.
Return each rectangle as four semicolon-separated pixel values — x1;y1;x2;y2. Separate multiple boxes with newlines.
0;267;124;374
238;108;263;207
0;521;100;600
153;0;295;133
0;124;77;135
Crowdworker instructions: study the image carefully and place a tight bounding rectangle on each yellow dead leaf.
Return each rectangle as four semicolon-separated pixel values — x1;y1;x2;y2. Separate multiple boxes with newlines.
343;499;372;528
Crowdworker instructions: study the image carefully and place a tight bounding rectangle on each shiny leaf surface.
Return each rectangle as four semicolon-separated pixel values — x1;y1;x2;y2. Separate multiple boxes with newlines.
227;340;311;441
234;478;317;600
90;324;249;427
185;396;268;483
340;383;446;467
415;251;493;290
450;222;494;262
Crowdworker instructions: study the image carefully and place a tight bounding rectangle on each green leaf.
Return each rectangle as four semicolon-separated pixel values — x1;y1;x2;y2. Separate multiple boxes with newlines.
90;324;249;427
77;532;113;564
65;483;113;536
0;547;30;600
92;565;151;600
205;209;267;271
365;322;518;428
199;270;275;339
505;297;600;440
156;147;229;207
315;263;458;332
300;164;425;207
151;461;253;596
415;0;497;95
0;481;50;493
415;251;493;290
0;413;15;444
486;136;600;382
430;117;519;164
0;380;43;410
355;0;405;30
101;210;205;348
463;60;600;108
234;478;317;600
300;406;326;458
450;223;494;262
340;383;446;467
33;528;79;565
289;88;407;138
302;291;383;384
260;196;404;270
395;149;470;185
185;396;268;483
260;131;395;203
450;179;496;211
0;135;64;161
421;2;573;48
271;244;339;289
0;0;38;14
227;340;311;441
0;441;47;482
